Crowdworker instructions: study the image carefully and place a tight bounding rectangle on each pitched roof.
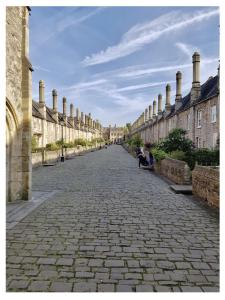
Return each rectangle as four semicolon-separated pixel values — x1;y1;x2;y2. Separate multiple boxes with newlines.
32;100;44;119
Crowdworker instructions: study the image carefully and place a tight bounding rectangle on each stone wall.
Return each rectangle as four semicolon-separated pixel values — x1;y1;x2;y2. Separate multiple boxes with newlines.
192;165;219;208
6;7;32;202
32;145;100;167
158;158;191;185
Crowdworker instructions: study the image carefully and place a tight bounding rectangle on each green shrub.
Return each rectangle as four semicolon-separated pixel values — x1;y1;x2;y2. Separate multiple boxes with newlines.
56;139;63;146
31;136;38;152
74;138;87;147
152;148;167;162
63;142;74;148
195;148;219;166
46;143;60;151
157;128;194;153
169;150;186;161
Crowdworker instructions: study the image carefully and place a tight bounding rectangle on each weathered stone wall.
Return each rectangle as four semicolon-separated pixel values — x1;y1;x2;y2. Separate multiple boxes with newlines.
32;145;101;167
158;158;191;185
192;165;219;208
6;7;32;202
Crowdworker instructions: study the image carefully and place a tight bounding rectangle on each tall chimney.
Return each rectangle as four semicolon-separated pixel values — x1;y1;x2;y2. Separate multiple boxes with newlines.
52;89;58;122
165;84;171;114
70;103;74;118
153;100;157;117
148;105;152;120
52;89;57;112
175;71;182;110
39;80;46;118
145;108;148;122
81;112;84;124
39;80;45;105
158;94;162;115
63;97;67;116
191;52;201;102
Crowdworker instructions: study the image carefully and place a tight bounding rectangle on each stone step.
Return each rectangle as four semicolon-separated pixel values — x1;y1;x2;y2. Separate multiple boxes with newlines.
170;185;192;194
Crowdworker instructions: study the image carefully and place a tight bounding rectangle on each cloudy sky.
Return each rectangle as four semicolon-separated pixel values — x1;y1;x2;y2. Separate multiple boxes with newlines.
30;6;219;126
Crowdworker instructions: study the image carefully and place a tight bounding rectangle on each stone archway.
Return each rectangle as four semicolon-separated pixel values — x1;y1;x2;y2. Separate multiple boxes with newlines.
6;100;20;202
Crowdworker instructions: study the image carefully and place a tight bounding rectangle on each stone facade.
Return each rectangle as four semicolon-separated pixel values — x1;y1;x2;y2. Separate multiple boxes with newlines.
103;125;126;143
32;81;103;148
192;165;219;208
6;7;32;202
131;53;219;150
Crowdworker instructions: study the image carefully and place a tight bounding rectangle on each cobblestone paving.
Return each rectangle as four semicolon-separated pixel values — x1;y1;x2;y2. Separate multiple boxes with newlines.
6;145;219;292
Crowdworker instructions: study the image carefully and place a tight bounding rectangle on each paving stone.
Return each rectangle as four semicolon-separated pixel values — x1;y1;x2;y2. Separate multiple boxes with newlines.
156;261;175;270
175;262;192;269
7;256;23;264
125;273;142;280
181;286;203;292
116;285;133;292
136;285;154;292
73;282;97;292
28;280;50;292
49;282;73;292
37;258;56;265
105;260;124;267
38;270;58;279
75;272;94;278
154;285;172;292
8;280;29;290
56;258;73;266
127;260;140;268
191;262;210;270
88;259;104;267
98;283;114;292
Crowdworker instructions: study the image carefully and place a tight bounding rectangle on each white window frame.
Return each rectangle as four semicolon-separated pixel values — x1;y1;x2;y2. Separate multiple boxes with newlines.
197;110;202;128
187;114;190;131
211;105;217;123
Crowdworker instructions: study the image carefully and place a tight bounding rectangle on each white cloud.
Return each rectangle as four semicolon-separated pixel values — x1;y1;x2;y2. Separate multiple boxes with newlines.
82;8;219;66
116;80;175;92
33;65;51;72
175;42;200;57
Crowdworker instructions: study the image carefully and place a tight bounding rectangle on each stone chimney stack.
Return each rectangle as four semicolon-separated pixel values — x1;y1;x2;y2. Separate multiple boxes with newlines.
175;71;182;110
217;64;220;90
63;97;67;116
191;52;201;103
153;100;157;117
39;80;46;118
158;94;162;115
81;112;84;124
165;84;171;115
70;103;74;118
148;105;152;120
145;108;148;123
52;89;58;123
39;80;45;105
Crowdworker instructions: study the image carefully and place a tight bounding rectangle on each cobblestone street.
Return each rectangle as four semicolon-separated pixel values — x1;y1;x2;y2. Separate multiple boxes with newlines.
6;145;219;292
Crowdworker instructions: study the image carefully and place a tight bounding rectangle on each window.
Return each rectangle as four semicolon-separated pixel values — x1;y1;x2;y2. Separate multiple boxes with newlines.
211;105;216;123
212;133;218;148
197;110;202;128
187;114;191;130
196;137;201;148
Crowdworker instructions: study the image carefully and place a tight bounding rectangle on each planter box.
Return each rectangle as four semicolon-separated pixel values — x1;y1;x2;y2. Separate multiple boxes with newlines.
192;165;219;208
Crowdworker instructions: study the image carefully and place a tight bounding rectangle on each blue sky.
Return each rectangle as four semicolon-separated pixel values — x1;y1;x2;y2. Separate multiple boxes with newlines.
30;6;219;126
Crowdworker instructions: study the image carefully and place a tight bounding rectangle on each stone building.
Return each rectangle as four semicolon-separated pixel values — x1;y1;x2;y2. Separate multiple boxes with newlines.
131;52;219;149
6;7;32;202
103;125;126;143
32;80;103;148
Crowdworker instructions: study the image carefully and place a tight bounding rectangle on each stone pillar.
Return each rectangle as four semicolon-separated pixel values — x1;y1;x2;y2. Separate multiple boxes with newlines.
165;84;171;113
153;100;157;117
191;52;201;102
175;71;182;110
158;94;162;115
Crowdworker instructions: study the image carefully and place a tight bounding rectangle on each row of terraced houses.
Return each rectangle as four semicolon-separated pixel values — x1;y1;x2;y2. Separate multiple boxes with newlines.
130;52;219;149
